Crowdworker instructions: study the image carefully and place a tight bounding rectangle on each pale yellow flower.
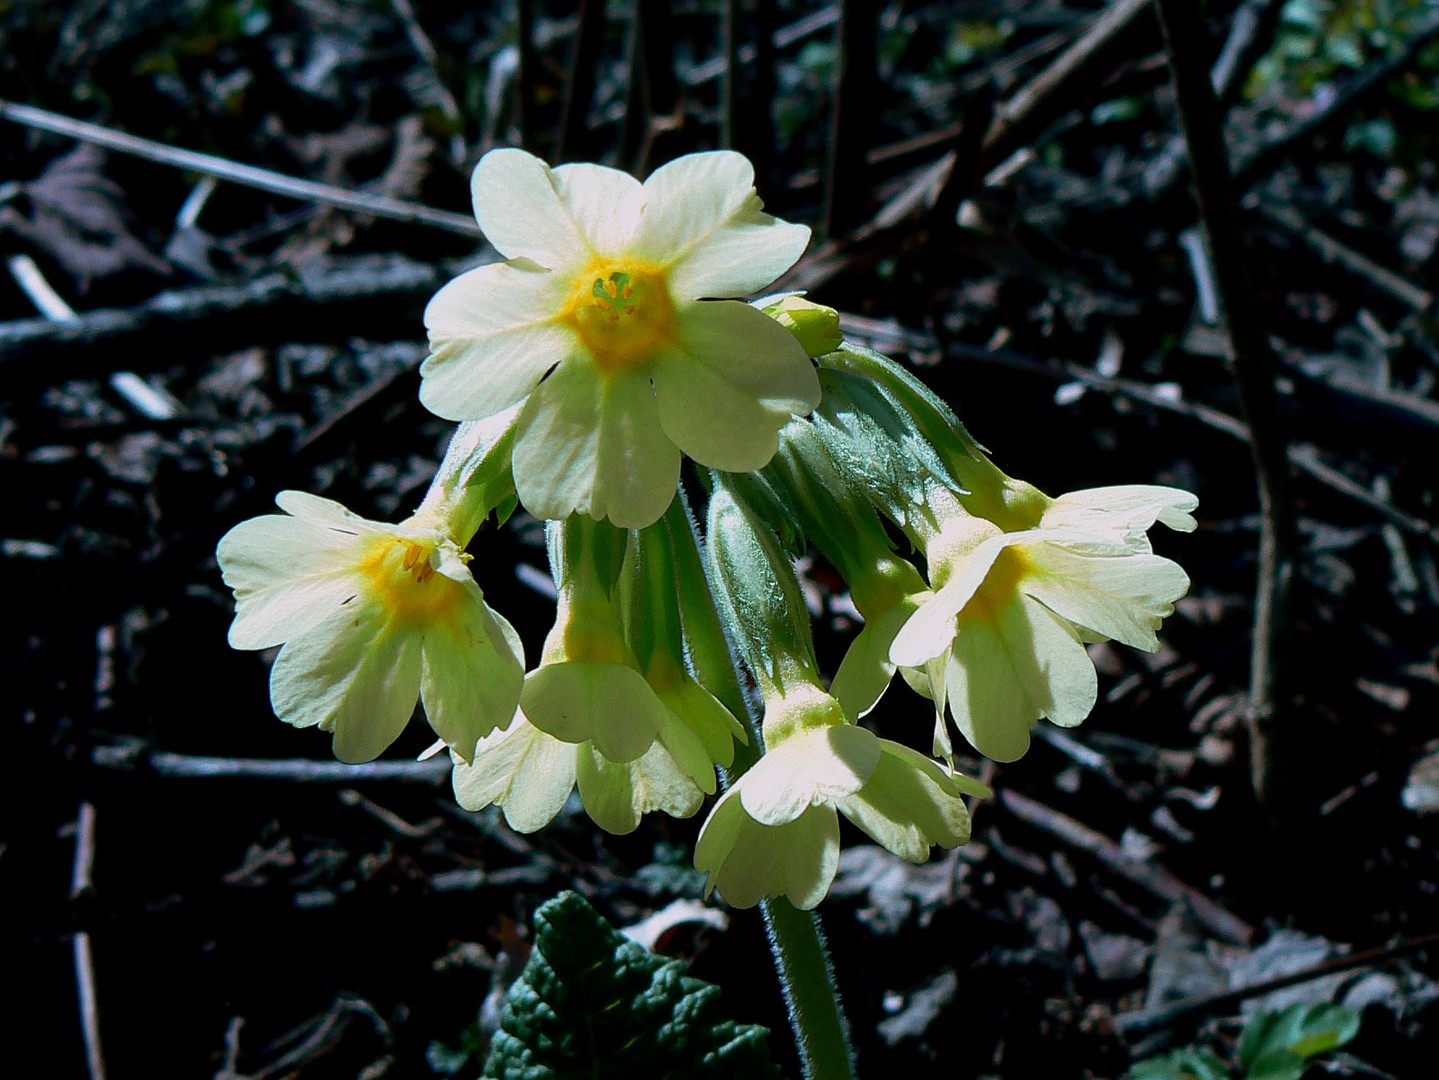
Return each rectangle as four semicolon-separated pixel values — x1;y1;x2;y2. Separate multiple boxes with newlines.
420;149;820;527
217;492;524;763
693;687;985;909
890;487;1195;762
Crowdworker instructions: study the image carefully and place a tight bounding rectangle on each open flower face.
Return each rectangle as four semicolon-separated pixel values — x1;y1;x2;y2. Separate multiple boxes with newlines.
421;149;820;528
890;493;1193;762
218;492;524;764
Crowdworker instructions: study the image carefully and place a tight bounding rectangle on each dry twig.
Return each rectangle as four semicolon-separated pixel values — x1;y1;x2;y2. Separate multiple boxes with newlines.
1000;790;1254;947
71;802;106;1080
1154;0;1301;840
0;100;480;238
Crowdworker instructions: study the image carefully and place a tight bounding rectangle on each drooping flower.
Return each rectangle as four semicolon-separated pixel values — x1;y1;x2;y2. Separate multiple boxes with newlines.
217;492;524;764
451;710;711;836
693;686;986;910
890;487;1196;763
421;148;820;528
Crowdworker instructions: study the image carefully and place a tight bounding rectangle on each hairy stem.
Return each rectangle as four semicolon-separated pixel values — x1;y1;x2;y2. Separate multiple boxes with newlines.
664;495;856;1080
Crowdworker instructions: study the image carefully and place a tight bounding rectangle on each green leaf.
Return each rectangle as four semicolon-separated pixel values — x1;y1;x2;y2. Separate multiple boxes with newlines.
1124;1047;1230;1080
482;892;781;1080
1237;1003;1362;1080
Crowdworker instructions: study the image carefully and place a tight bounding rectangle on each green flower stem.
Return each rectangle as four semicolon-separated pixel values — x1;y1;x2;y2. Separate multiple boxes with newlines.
664;494;857;1080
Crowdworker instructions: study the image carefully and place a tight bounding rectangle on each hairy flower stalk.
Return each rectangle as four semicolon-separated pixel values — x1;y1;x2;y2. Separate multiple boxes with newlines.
420;149;821;528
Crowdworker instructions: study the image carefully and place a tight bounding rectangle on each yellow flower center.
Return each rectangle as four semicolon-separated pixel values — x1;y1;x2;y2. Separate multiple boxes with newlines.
962;546;1034;622
563;262;678;373
356;536;466;623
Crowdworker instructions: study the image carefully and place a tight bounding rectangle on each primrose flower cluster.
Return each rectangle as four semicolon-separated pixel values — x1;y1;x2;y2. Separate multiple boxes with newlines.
217;148;1195;911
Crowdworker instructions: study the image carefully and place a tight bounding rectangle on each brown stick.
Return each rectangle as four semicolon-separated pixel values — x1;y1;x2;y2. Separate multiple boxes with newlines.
981;0;1154;170
999;790;1255;946
1153;0;1300;841
0;100;480;238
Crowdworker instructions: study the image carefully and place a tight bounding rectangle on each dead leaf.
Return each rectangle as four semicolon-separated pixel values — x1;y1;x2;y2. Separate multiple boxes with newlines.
0;144;170;290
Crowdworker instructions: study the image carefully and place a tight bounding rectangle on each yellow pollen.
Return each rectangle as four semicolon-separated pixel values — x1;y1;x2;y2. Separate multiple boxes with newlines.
562;261;677;373
356;536;462;623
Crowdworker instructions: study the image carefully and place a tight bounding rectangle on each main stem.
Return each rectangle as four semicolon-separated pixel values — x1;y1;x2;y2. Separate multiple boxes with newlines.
664;496;857;1080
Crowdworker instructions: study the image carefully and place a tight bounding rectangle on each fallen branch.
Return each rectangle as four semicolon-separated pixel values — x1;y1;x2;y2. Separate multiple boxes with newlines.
1113;930;1439;1037
1054;359;1439;547
71;802;107;1080
999;790;1255;946
1258;202;1434;314
0;255;444;385
91;746;452;784
0;100;480;237
981;0;1155;170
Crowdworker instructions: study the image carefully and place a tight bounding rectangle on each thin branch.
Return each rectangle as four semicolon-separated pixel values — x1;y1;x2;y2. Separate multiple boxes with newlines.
1258;201;1434;313
0;99;480;237
71;802;107;1080
91;747;452;784
1114;930;1439;1037
1056;361;1439;547
1153;0;1301;839
981;0;1154;171
999;790;1255;947
0;255;443;385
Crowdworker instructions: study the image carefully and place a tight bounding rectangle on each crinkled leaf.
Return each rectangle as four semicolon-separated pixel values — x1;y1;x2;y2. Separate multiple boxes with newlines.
483;892;780;1080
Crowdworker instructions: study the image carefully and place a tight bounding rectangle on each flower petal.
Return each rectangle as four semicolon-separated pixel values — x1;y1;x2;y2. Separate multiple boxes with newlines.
889;536;1007;667
838;741;979;862
269;607;423;763
452;716;579;832
420;259;575;421
551;162;644;253
520;660;669;762
695;793;839;910
419;588;525;763
218;514;366;650
1041;485;1199;544
652;301;819;471
831;598;922;719
512;363;681;528
739;724;880;826
633;151;810;297
1004;595;1098;728
653;677;747;771
576;741;703;835
1021;542;1190;652
470;148;588;266
941;597;1040;763
273;491;384;533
